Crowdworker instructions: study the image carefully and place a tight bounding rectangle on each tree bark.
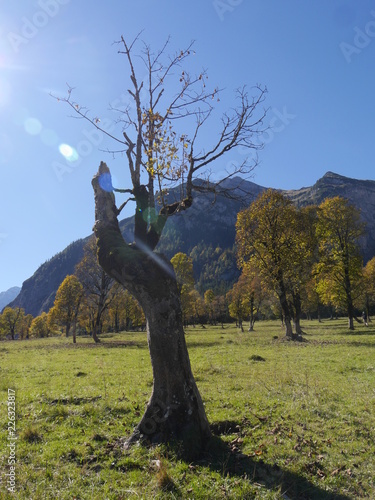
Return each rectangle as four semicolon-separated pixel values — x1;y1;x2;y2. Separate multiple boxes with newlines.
292;291;303;335
92;163;211;457
92;314;101;343
248;295;255;331
277;278;293;338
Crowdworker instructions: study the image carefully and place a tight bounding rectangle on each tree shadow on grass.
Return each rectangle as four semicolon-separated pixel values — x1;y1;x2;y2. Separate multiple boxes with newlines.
190;421;351;500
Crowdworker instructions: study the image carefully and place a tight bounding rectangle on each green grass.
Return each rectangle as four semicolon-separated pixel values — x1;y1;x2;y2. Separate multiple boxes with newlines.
0;319;374;499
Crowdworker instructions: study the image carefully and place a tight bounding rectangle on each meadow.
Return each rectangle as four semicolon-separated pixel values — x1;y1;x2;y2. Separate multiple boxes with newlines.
0;319;374;499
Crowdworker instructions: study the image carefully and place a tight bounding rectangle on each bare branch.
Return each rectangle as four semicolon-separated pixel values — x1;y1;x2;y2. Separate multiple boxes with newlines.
51;86;127;147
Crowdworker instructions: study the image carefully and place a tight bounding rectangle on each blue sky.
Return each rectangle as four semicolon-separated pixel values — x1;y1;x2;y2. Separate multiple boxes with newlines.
1;0;375;292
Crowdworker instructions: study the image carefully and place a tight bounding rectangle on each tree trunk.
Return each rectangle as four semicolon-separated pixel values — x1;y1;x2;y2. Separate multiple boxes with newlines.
72;322;77;344
129;277;211;457
277;279;293;338
92;163;211;457
348;315;354;330
248;295;255;331
92;315;101;343
344;263;355;330
292;291;302;335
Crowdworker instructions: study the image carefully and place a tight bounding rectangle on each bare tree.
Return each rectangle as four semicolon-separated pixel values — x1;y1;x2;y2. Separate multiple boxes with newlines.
57;34;267;457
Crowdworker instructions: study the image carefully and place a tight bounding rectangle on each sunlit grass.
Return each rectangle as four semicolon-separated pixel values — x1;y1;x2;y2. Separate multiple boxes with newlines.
0;319;374;498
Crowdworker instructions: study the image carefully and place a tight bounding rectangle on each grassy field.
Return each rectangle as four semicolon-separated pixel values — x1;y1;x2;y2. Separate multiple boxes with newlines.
0;319;374;499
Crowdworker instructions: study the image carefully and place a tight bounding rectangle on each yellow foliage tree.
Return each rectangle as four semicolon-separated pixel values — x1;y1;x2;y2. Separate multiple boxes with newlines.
51;274;83;343
30;313;50;338
314;197;364;330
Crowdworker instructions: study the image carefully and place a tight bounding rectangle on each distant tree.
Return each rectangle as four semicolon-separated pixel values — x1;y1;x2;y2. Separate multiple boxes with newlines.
186;290;205;325
51;275;84;343
314;197;364;330
227;277;248;331
0;307;25;340
204;289;217;324
30;313;51;338
108;284;145;331
284;205;318;334
237;190;298;338
362;257;375;323
171;252;195;323
228;264;265;332
20;313;33;340
75;239;115;342
302;277;322;322
171;253;195;292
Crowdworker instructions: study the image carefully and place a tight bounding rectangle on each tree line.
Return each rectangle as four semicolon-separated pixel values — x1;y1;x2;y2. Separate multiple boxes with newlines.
1;190;374;341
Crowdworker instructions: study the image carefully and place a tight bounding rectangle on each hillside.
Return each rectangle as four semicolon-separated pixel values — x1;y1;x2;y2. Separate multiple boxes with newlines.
9;172;375;317
9;241;85;316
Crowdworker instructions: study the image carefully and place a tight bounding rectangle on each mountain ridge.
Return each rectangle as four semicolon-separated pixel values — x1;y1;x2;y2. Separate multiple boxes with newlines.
9;171;375;316
0;287;21;312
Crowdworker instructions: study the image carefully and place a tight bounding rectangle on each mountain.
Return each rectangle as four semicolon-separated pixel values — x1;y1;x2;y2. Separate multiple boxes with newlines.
0;287;21;311
283;171;375;261
9;240;85;317
9;172;375;317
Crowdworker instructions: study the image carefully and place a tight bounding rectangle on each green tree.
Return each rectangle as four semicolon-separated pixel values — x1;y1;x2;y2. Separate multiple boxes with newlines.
315;197;364;330
59;34;267;453
51;275;84;343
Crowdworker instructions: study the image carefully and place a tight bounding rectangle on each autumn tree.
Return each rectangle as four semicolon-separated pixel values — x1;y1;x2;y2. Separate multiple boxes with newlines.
186;289;206;325
315;197;364;330
29;313;51;338
171;252;195;324
75;238;115;342
0;307;25;340
284;205;318;334
108;283;145;331
50;275;83;343
58;34;267;455
19;313;33;340
236;190;298;338
303;277;323;321
363;257;375;322
228;264;265;332
227;277;248;331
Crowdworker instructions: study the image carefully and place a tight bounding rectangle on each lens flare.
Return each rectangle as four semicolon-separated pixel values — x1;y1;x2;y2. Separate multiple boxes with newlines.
59;143;79;162
98;172;113;192
24;118;42;136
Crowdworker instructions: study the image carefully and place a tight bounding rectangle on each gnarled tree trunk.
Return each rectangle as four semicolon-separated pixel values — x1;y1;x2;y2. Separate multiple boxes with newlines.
92;163;211;457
